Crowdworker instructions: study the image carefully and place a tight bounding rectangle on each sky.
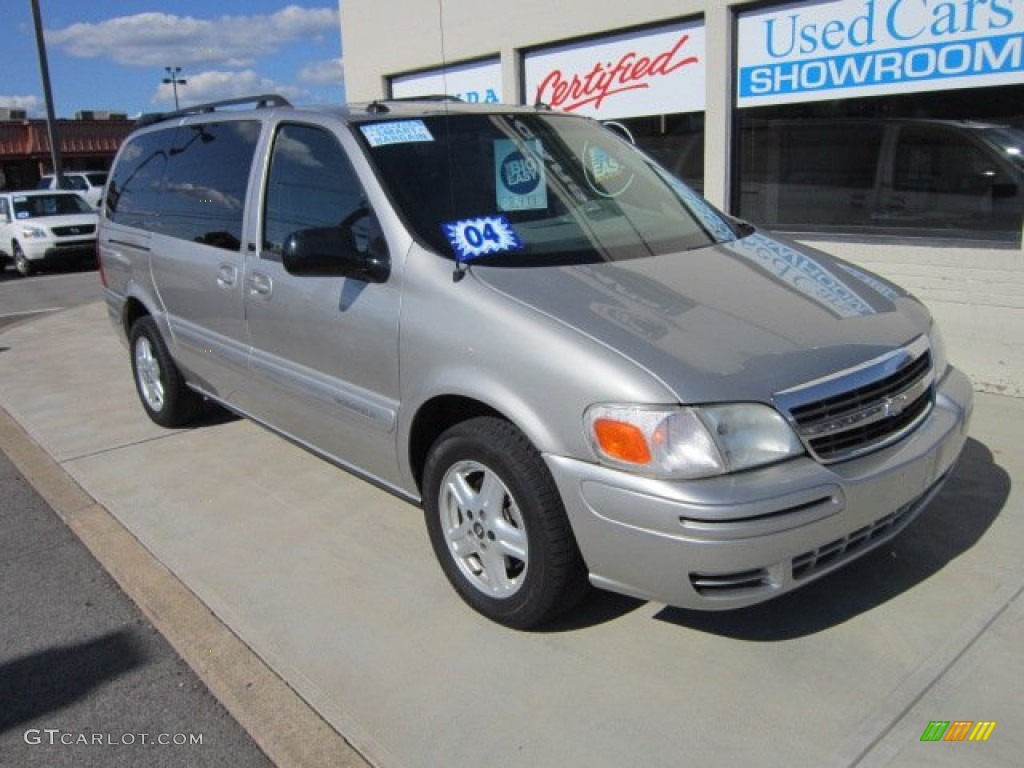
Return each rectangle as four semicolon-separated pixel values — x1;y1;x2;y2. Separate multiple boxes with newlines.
0;1;344;118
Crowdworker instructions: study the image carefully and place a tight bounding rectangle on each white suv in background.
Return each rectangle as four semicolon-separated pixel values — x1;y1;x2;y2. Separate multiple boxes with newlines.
0;190;98;276
36;171;108;209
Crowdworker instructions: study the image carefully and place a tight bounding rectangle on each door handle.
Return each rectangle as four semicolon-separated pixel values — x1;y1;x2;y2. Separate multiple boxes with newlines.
249;272;273;298
216;264;237;288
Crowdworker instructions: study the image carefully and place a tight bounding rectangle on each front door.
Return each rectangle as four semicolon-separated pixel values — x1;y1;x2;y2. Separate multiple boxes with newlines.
242;120;403;487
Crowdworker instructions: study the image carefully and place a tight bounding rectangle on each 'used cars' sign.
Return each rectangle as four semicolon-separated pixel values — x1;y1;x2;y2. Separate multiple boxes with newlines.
737;0;1024;106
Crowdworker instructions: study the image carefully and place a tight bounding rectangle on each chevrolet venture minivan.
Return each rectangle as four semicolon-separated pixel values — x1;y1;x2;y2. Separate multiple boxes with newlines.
99;96;973;628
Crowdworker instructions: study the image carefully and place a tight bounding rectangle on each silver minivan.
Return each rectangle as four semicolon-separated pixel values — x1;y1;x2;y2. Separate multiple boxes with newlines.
99;96;973;628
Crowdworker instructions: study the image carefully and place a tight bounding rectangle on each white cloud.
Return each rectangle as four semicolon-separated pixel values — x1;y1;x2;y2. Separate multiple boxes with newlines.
152;70;305;108
0;95;42;114
47;5;340;69
298;57;344;87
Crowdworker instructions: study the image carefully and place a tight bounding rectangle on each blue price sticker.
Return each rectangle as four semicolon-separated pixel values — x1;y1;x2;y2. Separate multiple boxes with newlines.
442;215;523;262
495;139;547;212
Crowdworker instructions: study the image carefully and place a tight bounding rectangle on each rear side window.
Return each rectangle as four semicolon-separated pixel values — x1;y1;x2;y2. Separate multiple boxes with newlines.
106;121;261;251
162;121;261;250
106;129;173;228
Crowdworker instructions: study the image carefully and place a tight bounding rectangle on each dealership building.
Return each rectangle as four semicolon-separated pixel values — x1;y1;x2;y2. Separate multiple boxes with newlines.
341;0;1024;396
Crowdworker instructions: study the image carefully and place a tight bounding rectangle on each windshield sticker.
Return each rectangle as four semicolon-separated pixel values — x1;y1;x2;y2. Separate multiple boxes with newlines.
442;215;522;262
13;196;27;203
656;168;736;242
16;211;30;219
495;139;547;212
360;120;434;148
583;143;634;199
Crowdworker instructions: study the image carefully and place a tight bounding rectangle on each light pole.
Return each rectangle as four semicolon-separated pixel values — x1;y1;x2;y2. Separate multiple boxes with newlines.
30;0;66;187
163;66;187;110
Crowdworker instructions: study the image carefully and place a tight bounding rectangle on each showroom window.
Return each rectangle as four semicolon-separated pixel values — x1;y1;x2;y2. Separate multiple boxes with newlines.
734;1;1024;243
522;19;707;190
735;87;1024;242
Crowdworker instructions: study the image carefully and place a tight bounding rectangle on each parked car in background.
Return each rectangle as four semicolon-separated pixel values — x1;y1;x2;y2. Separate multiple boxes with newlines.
0;190;98;276
37;171;108;209
100;96;972;628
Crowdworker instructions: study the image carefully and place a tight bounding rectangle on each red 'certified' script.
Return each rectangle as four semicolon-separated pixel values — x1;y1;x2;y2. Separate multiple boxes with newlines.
534;35;699;112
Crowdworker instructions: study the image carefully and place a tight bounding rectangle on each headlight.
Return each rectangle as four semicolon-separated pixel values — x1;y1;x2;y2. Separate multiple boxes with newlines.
20;226;48;239
928;323;948;379
585;403;804;479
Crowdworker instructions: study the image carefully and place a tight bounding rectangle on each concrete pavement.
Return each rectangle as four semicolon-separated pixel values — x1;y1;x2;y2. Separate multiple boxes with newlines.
1;301;1021;767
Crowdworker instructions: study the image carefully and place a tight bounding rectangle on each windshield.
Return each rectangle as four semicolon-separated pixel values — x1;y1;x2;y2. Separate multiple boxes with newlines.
13;193;93;218
356;112;738;265
86;172;108;187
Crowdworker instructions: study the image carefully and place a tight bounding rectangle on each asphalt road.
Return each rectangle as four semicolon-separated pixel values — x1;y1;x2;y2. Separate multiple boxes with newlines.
0;264;103;332
0;448;275;768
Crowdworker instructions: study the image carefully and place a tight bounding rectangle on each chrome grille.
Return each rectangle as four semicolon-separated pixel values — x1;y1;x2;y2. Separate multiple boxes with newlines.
53;224;96;237
776;337;934;463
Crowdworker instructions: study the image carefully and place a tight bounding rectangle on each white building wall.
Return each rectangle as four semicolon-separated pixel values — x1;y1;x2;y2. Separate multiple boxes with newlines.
340;0;1024;397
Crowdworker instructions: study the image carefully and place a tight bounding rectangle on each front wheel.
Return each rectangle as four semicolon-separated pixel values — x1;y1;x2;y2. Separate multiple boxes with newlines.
13;243;33;277
129;316;202;428
423;417;588;628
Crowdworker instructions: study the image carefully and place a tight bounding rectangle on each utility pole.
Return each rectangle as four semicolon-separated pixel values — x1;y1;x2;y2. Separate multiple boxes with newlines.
163;67;187;110
30;0;66;187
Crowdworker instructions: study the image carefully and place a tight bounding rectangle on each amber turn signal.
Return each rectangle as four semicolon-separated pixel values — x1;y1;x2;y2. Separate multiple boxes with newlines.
592;418;652;465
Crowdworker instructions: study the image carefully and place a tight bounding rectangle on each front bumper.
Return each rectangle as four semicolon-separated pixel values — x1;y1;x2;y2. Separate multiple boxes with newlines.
544;366;973;610
22;238;97;263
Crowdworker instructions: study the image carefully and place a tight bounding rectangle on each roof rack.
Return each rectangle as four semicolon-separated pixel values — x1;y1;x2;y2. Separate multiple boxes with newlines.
365;94;464;114
135;94;292;128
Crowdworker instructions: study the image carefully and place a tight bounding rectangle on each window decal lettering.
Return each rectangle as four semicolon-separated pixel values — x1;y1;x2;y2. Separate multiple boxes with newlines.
361;120;434;147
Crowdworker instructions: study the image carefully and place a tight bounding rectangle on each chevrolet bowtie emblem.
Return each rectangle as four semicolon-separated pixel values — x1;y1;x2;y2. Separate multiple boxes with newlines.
883;393;909;418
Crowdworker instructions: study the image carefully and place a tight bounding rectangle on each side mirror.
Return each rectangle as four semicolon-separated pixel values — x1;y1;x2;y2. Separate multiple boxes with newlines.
282;214;389;282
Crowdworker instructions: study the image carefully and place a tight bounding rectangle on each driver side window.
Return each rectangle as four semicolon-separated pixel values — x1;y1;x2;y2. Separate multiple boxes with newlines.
263;123;372;257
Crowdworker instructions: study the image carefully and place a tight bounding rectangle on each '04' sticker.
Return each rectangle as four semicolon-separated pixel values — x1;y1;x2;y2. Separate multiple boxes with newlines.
442;215;523;263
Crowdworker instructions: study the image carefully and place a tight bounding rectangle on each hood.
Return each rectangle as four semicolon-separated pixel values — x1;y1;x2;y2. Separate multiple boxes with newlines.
472;232;930;404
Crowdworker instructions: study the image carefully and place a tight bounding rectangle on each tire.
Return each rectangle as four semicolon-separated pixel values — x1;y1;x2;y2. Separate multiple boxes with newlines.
129;316;203;428
13;243;33;277
423;417;589;628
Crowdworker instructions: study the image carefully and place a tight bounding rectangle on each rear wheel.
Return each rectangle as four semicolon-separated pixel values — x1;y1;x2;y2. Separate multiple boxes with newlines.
129;316;202;427
423;417;588;628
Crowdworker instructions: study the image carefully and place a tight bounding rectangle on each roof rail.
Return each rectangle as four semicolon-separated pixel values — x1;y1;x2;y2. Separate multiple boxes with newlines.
364;94;465;115
387;94;464;103
135;94;292;128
